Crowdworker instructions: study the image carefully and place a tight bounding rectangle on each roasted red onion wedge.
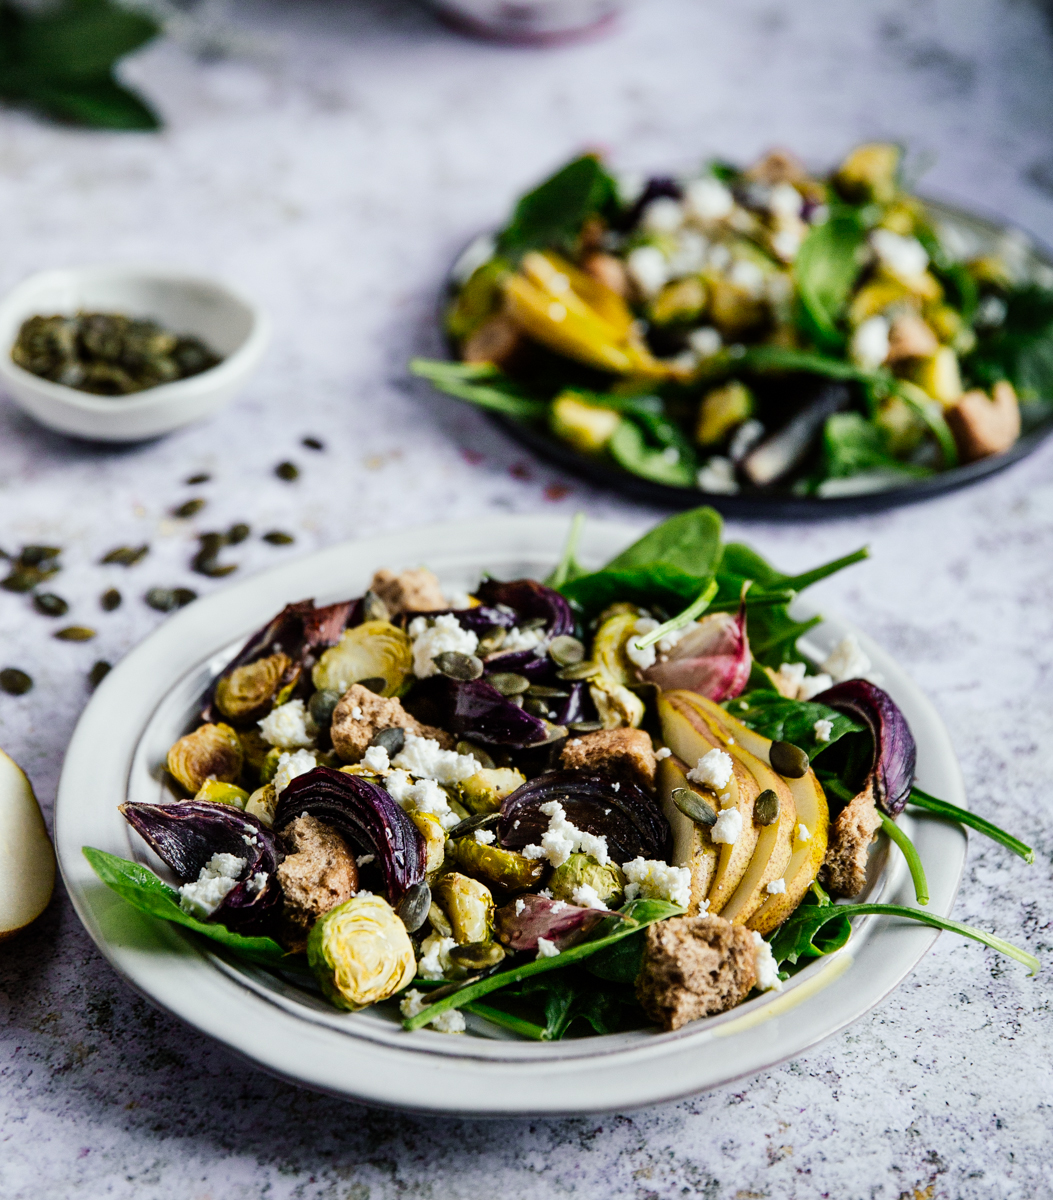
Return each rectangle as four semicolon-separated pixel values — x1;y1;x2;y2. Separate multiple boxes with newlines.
642;606;751;701
812;679;917;816
494;893;608;951
408;676;550;746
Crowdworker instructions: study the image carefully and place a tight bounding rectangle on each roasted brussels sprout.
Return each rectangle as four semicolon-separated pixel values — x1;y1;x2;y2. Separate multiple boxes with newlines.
592;610;640;687
307;894;416;1011
410;811;446;875
259;746;283;785
432;872;494;944
695;381;753;448
448;837;545;893
834;142;901;204
166;722;243;794
214;652;293;722
238;728;273;781
311;621;412;698
244;782;277;827
193;779;250;808
589;676;646;729
549;391;621;454
458;767;526;814
549;853;625;908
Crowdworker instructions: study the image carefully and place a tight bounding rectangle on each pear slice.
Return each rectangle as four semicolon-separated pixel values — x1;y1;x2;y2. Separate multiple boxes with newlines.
656;753;718;914
658;694;760;914
0;747;56;940
683;692;829;933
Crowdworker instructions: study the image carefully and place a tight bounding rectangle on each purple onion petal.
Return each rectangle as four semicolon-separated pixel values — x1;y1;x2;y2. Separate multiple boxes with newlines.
494;893;608;951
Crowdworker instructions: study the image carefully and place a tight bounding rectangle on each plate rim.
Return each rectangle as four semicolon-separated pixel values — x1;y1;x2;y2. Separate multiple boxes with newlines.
54;515;968;1114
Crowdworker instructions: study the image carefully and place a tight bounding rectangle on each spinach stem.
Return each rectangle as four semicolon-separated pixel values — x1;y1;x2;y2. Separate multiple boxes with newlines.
908;787;1034;864
879;813;929;906
631;580;719;651
462;1002;548;1040
780;546;870;592
547;512;586;589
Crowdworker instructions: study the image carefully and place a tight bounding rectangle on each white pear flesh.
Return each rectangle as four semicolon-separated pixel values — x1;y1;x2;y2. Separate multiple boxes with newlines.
0;748;56;940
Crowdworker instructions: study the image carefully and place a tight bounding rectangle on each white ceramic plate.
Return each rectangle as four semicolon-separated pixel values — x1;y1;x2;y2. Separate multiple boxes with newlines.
54;517;967;1115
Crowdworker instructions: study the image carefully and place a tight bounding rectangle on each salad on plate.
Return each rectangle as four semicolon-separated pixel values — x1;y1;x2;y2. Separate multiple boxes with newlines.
86;510;1035;1041
413;144;1053;501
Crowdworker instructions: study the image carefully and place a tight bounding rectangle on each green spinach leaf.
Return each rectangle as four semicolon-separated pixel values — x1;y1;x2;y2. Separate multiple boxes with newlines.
964;284;1053;416
726;689;865;757
821;412;929;481
608;414;697;486
793;214;868;351
604;507;724;577
409;359;548;420
497;155;618;258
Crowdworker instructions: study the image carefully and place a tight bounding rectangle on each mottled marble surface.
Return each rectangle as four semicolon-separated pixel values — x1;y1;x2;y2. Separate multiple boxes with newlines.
2;1;1053;1196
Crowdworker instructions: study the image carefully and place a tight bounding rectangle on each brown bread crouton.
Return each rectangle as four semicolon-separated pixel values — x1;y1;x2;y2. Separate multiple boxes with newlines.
462;314;524;368
560;727;658;790
885;313;939;363
819;781;883;897
636;915;758;1032
276;815;358;953
946;381;1020;463
330;683;453;763
369;567;447;616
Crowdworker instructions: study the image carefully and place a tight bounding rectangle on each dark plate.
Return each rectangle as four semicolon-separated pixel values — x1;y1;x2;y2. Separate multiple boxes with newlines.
433;198;1053;518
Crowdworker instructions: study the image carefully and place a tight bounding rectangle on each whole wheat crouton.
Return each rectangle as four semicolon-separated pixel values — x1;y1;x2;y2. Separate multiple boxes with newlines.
369;567;447;616
560;727;657;790
330;683;453;763
819;781;883;897
276;815;358;953
946;381;1020;463
636;915;758;1032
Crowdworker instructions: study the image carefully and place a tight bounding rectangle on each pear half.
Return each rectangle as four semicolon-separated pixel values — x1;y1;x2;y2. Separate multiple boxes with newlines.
0;748;56;940
682;693;829;934
656;753;718;915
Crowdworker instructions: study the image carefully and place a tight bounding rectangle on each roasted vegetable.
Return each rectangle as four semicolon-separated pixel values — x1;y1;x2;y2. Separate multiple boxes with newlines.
549;852;625;908
166;723;243;794
448;836;545;893
193;779;250;808
432;872;495;944
493;892;607;951
307;893;416;1010
215;653;295;723
312;621;412;698
458;767;527;814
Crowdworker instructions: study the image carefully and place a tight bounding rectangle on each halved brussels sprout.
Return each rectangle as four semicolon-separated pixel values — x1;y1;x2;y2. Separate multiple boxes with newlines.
432;872;494;944
448;837;545;893
589;676;646;729
238;728;273;781
549;853;625;908
193;779;250;808
259;746;283;785
410;811;446;875
306;893;416;1011
458;767;526;815
166;723;243;794
592;610;641;687
214;652;293;722
245;782;277;827
311;621;412;699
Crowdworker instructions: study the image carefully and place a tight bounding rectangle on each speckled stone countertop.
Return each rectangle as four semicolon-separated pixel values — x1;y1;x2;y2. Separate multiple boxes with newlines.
2;1;1053;1196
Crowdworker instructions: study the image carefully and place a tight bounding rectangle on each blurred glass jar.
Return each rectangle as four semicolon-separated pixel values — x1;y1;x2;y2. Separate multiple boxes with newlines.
424;0;628;43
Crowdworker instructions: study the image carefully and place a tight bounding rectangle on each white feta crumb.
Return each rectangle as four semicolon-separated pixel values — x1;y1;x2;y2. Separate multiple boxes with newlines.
418;933;456;980
539;888;553;899
242;833;258;847
765;877;787;895
499;625;549;655
399;988;427;1018
687;325;723;358
729;258;766;296
356;853;375;867
775;661;832;701
350;705;364;721
626;245;669;297
626;617;659;671
443;589;474;611
850;315;891;369
178;853;246;919
655;747;672;761
399;989;466;1033
641;196;684;234
473;828;496;845
621;857;691;907
870;227;929;279
687;748;733;790
536;937;561;959
550;900;568;913
246;871;267;895
697;455;739;495
407;613;479;678
570;883;608;911
612;782;620;792
520;799;610;868
822;635;872;684
684;176;734;221
711;807;743;845
361;744;390;772
258;699;315;749
385;769;460;830
273;749;318;795
796;824;810;843
751;931;783;992
739;700;749;710
797;673;834;701
393;733;480;786
768;182;804;219
813;718;834;743
514;897;526;916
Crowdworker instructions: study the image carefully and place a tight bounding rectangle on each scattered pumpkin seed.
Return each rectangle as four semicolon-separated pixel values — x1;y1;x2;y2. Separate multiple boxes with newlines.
20;545;61;566
526;684;569;699
360;590;389;622
302;436;325;451
567;720;604;733
369;726;406;757
88;660;111;689
356;676;387;695
556;660;601;681
446;811;501;840
262;530;294;546
100;588;122;611
449;941;505;970
456;740;495;769
395;881;432;933
192;532;236;578
487;672;530;696
769;740;810;779
275;461;299;481
2;566;54;592
537;719;569;744
226;523;251;545
672;786;718;827
33;592;69;617
101;545;149;567
518;616;548;632
433;651;483;681
55;625;96;641
308;688;342;728
548;634;585;666
172;498;206;519
145;587;197;613
524;696;552;718
754;789;781;826
185;472;211;485
0;668;32;695
476;625;507;655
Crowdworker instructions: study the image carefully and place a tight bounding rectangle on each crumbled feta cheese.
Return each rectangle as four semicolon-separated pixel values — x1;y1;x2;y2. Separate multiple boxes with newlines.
550;899;568;913
514;897;526;916
273;749;318;795
418;933;456;980
775;661;832;701
393;733;480;785
667;228;708;276
350;705;364;720
871;228;929;279
813;718;834;743
407;613;479;679
771;224;804;261
443;588;474;611
625;617;659;671
473;828;496;845
178;852;246;919
822;635;872;683
684;176;734;221
626;245;669;296
751;931;783;992
536;937;560;959
850;315;891;369
729;258;766;296
707;242;733;271
660;446;680;466
697;456;739;494
258;699;315;749
520;799;610;868
399;988;427;1018
612;782;620;792
356;853;375;866
766;877;787;895
975;294;1007;329
711;807;743;845
687;325;723;358
242;833;258;847
385;769;460;830
362;744;390;772
641;196;684;234
687;748;733;790
621;857;691;907
655;747;672;761
728;418;765;463
246;871;267;895
500;625;549;655
399;989;466;1033
797;673;833;701
570;883;608;911
796;824;810;843
768;182;804;219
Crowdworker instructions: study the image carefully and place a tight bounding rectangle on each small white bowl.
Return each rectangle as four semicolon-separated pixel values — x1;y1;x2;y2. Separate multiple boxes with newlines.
0;265;270;442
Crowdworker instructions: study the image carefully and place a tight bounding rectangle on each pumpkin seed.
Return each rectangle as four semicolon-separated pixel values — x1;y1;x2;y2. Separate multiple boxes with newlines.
360;590;389;623
2;565;56;592
20;545;61;566
567;720;604;733
308;689;342;728
226;523;251;545
537;720;568;744
0;668;32;695
523;696;552;718
369;726;406;757
395;881;432;933
487;672;530;696
100;587;122;611
449;941;505;970
446;811;501;840
526;685;569;699
548;634;585;666
672;786;718;827
185;472;211;485
754;789;780;826
275;461;299;481
54;626;95;641
456;740;495;769
33;592;68;617
769;740;809;779
556;660;601;681
262;530;294;546
101;545;148;567
433;651;483;681
192;532;236;578
88;660;111;689
518;616;548;632
172;498;206;519
145;587;196;612
302;436;325;451
357;676;387;695
476;626;507;655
